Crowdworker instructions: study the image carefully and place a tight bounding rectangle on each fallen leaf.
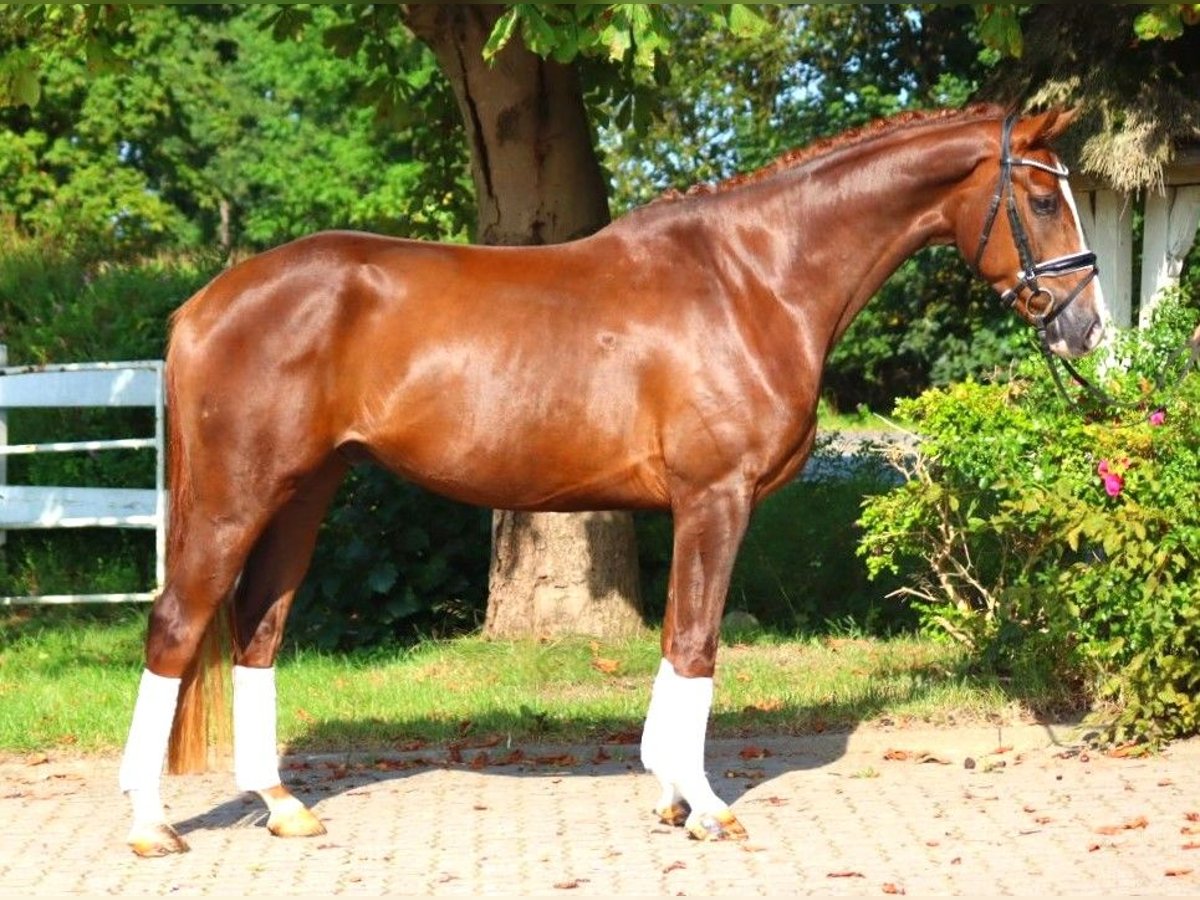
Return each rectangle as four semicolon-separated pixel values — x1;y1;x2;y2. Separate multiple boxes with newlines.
554;878;588;889
882;883;906;895
1035;816;1053;825
470;752;488;770
827;871;865;879
1187;812;1200;822
294;707;314;724
992;745;1013;755
534;753;579;767
1184;842;1200;851
1107;742;1145;758
662;860;686;873
604;730;640;745
1159;779;1175;787
502;749;529;766
25;753;49;767
739;745;771;760
1095;815;1148;835
917;752;951;765
1087;843;1102;853
883;749;910;762
1166;868;1194;877
591;746;611;764
1182;826;1200;836
591;657;621;676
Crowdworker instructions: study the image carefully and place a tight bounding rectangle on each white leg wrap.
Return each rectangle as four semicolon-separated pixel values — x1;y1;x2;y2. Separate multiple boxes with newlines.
234;664;281;793
640;658;726;814
119;669;181;825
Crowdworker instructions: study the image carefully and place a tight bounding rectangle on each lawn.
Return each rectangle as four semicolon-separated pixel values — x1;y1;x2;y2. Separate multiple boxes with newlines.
0;604;1084;758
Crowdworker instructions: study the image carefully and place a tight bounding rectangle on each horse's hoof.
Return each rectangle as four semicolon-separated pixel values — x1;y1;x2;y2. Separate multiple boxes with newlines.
686;809;748;842
267;805;327;838
655;801;691;827
128;823;190;857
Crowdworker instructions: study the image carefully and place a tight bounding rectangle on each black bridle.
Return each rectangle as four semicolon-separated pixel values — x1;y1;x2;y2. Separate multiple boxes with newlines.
972;114;1199;412
974;112;1115;407
973;113;1099;340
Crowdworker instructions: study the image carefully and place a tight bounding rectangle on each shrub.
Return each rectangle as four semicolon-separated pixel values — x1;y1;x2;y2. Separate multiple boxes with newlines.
288;466;492;650
859;290;1200;745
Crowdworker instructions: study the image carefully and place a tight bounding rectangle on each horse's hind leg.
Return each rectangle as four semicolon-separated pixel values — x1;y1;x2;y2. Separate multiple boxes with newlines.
230;457;346;839
121;512;260;857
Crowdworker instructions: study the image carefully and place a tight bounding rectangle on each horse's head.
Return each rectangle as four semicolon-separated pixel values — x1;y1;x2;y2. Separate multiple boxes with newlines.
964;108;1108;359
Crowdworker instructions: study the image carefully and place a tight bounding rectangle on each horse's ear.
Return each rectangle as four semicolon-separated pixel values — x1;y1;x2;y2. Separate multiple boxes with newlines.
1013;107;1079;150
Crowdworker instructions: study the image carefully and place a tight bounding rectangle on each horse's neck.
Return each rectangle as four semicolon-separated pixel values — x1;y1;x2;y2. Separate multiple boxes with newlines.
725;124;988;333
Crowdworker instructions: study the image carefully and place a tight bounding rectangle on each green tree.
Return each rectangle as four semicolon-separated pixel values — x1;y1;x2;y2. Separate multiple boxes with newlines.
0;5;471;257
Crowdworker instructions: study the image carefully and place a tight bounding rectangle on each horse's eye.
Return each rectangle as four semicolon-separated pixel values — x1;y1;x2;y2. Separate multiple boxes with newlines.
1030;194;1059;217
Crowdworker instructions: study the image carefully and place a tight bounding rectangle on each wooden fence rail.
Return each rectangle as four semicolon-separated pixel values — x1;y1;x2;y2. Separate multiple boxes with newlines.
0;345;165;605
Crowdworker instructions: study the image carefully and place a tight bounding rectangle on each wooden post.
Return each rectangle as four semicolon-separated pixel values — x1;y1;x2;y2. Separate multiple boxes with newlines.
1087;189;1134;330
1139;185;1200;328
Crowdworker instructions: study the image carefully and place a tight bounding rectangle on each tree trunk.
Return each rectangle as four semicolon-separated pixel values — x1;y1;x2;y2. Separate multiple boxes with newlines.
404;4;644;638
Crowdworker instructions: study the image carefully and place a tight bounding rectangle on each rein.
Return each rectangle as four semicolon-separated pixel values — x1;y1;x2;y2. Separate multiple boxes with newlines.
1041;324;1200;416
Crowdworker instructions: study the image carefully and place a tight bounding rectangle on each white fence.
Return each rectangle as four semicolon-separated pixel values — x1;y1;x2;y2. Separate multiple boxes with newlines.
0;345;165;605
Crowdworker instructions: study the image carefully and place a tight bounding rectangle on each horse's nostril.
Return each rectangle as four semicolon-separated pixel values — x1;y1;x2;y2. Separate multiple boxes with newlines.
1086;319;1105;351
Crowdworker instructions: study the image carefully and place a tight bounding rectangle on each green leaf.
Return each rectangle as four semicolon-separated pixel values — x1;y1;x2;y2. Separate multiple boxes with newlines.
483;7;519;63
727;4;769;38
323;23;365;59
1134;7;1184;41
976;5;1023;58
12;66;41;108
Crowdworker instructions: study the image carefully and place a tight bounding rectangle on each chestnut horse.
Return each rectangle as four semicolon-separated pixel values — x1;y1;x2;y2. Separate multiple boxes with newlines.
120;105;1106;855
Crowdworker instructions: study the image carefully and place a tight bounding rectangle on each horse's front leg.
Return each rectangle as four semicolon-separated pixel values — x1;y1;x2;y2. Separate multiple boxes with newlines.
641;484;753;841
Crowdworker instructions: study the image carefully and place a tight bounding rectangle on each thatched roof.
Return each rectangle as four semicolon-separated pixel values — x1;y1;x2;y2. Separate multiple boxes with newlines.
979;5;1200;193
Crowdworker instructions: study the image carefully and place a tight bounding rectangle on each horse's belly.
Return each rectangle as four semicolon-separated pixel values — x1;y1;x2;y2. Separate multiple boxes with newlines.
355;426;669;513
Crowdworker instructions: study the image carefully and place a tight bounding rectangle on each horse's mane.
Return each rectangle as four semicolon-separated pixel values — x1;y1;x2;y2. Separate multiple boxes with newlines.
657;103;1008;203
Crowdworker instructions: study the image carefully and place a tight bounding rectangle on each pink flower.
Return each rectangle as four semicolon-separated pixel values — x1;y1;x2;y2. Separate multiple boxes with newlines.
1148;408;1166;426
1096;458;1129;497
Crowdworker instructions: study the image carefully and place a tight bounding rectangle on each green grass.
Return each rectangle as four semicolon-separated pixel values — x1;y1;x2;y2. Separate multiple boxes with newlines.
0;605;1085;758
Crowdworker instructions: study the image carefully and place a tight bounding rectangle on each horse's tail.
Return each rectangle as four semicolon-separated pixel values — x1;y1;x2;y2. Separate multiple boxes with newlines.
161;327;232;774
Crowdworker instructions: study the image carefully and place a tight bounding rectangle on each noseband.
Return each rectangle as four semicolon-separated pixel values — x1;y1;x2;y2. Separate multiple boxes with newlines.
973;113;1099;340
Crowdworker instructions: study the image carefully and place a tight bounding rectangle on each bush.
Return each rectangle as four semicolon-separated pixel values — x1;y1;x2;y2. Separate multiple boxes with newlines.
859;290;1200;745
289;467;492;650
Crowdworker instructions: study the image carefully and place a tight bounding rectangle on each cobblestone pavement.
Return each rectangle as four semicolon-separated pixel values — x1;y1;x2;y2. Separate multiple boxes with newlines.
4;723;1200;896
